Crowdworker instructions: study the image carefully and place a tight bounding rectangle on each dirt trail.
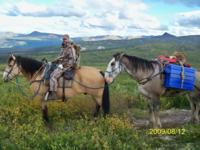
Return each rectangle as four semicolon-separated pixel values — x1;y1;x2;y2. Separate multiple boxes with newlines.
130;109;191;129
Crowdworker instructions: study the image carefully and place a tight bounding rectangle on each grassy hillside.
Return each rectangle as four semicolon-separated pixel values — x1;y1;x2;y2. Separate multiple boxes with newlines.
1;74;200;149
1;43;199;68
0;47;200;149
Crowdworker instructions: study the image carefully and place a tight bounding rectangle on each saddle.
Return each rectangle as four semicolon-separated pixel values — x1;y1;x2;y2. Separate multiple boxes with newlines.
58;69;75;88
43;62;75;88
43;63;76;102
157;53;190;67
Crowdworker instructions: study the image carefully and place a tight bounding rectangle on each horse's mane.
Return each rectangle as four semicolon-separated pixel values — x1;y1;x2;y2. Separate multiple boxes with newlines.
123;54;156;72
16;56;43;76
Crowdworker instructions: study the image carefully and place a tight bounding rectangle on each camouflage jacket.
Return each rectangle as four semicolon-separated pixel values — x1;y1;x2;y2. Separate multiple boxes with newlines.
58;43;76;68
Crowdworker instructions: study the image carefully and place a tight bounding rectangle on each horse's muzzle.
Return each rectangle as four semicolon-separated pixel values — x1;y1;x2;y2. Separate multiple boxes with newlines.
3;76;9;82
2;72;10;82
105;77;113;84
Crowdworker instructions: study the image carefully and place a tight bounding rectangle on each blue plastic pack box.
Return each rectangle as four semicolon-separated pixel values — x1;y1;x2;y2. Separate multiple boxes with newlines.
164;64;196;91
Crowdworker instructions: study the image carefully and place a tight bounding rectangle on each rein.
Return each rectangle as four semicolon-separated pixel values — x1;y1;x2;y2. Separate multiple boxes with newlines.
12;76;43;100
137;62;164;85
137;69;163;85
6;60;44;100
29;64;45;84
73;78;104;89
4;61;17;78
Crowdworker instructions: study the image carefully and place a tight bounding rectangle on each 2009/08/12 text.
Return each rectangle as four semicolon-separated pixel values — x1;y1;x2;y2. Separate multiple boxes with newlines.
147;128;186;135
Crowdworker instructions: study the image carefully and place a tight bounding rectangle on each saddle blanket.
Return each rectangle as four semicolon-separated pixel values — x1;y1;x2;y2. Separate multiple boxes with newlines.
43;62;74;88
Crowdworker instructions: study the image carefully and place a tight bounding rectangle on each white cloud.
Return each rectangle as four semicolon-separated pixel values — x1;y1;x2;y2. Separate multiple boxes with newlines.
170;26;200;36
0;0;167;36
16;2;46;14
168;10;200;36
158;0;200;7
175;10;200;28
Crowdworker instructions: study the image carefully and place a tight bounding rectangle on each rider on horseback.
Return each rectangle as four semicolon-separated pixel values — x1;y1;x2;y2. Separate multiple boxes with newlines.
46;34;77;100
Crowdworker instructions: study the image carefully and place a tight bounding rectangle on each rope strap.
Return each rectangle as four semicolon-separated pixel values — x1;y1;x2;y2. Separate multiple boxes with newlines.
138;62;164;85
180;62;185;89
73;79;104;89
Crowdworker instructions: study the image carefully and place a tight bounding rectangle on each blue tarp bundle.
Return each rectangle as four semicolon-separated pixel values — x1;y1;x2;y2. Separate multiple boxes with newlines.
164;64;196;91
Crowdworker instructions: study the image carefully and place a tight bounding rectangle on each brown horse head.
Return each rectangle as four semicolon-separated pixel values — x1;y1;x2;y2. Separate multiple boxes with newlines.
3;55;43;81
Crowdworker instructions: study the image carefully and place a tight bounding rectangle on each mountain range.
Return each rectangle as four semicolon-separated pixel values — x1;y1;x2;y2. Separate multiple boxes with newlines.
0;31;200;54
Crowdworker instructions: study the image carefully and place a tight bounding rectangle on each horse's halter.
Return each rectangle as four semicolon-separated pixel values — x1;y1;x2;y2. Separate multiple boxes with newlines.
4;59;21;80
105;54;124;78
105;62;123;78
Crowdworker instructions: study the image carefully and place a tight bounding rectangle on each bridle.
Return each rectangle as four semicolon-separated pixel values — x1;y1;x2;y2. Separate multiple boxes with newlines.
105;61;123;78
5;60;21;80
4;58;44;100
105;54;125;84
105;53;125;78
105;58;123;85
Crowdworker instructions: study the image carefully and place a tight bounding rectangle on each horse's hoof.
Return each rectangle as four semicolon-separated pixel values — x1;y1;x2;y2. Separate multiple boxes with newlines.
148;121;155;128
93;112;99;118
194;120;200;124
157;121;162;128
190;118;195;123
157;124;162;128
148;120;162;128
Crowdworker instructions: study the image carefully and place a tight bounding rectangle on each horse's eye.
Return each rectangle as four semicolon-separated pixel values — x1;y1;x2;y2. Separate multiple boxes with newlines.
111;62;115;66
8;64;12;67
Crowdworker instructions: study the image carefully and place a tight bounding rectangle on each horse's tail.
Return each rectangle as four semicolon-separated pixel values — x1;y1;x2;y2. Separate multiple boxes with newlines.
102;81;110;114
100;71;110;115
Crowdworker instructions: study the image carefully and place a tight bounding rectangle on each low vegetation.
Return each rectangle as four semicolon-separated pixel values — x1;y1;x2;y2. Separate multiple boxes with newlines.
0;46;200;149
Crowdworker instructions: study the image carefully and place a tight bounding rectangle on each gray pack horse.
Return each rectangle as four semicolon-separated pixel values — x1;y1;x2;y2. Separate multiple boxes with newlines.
3;55;110;122
105;52;200;128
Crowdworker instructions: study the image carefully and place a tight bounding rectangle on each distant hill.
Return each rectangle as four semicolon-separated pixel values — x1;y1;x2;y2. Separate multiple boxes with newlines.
25;31;61;37
156;32;176;38
0;31;200;54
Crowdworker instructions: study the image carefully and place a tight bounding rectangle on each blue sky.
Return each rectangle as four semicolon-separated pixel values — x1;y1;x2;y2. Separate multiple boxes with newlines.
0;0;199;37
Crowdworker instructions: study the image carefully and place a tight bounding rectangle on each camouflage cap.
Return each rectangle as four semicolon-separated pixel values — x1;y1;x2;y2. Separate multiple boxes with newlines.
63;34;70;40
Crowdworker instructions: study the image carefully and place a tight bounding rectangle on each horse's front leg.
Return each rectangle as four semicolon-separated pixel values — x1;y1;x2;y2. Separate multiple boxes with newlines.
93;103;101;117
40;99;49;123
153;97;162;128
92;96;102;117
148;100;156;128
148;97;162;128
139;86;161;128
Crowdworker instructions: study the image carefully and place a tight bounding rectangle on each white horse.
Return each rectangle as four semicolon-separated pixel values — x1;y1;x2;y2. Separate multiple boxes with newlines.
105;52;200;128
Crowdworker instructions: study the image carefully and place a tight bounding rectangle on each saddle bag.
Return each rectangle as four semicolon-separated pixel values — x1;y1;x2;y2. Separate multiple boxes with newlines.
63;69;74;80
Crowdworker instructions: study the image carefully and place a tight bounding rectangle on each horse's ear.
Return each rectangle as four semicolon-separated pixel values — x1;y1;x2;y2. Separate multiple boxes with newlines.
119;52;124;59
113;52;120;59
11;54;16;60
113;52;124;60
41;58;48;63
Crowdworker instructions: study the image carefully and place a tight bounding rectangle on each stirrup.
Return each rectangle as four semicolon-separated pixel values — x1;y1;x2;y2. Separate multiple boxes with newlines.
44;92;49;101
44;91;57;101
